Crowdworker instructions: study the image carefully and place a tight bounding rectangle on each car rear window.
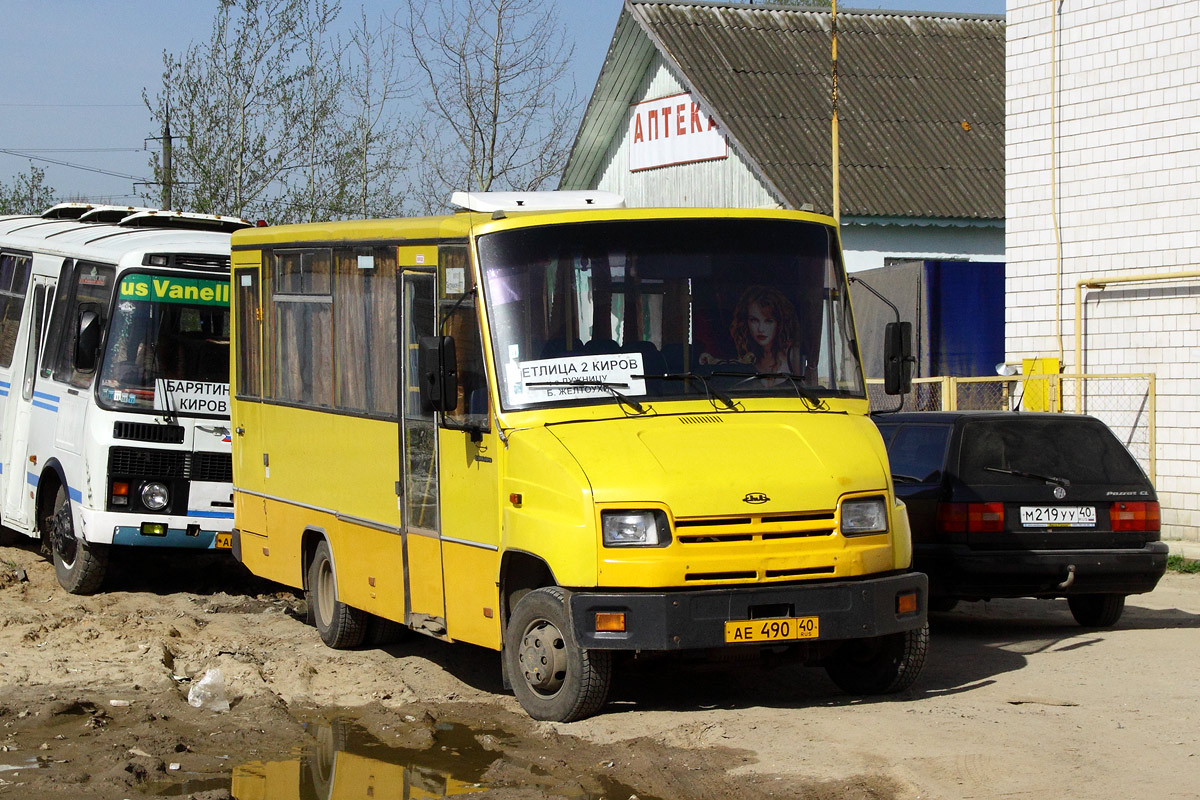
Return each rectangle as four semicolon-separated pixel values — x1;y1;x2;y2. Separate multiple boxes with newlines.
959;417;1147;485
880;423;952;483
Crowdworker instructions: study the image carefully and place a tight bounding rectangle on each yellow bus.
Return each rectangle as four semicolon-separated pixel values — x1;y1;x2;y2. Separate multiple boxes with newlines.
229;192;927;722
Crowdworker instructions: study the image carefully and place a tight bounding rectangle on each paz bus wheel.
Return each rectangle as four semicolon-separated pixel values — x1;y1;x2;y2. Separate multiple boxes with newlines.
503;586;612;722
306;540;366;649
49;485;108;595
825;622;929;695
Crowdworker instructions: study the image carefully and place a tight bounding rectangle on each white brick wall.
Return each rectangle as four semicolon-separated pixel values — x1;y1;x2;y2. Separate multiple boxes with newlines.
1007;0;1200;541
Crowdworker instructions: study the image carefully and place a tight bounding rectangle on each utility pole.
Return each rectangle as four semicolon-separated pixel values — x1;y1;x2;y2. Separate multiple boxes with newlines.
831;0;840;226
162;104;174;210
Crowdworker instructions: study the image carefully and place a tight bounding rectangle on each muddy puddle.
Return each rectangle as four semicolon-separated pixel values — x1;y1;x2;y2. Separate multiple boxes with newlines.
145;716;659;800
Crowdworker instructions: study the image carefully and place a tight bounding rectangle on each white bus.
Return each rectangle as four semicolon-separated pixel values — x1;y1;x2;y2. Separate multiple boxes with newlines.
0;204;249;593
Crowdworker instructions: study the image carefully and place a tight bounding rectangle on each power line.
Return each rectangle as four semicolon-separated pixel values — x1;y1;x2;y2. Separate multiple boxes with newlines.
2;148;144;153
0;148;149;182
0;102;144;108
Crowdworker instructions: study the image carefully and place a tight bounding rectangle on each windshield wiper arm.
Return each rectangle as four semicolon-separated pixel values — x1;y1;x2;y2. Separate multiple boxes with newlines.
709;370;828;410
638;373;738;410
985;466;1070;487
526;379;647;415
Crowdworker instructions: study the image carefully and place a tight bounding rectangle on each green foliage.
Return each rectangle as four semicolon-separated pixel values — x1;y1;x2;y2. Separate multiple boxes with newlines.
0;163;57;215
1167;554;1200;574
145;0;576;222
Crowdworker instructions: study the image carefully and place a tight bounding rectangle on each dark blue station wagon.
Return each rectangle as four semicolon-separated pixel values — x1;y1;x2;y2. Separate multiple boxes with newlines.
876;411;1169;626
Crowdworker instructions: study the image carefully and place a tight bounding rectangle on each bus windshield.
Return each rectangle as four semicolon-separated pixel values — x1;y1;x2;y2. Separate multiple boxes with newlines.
98;272;230;414
478;217;863;411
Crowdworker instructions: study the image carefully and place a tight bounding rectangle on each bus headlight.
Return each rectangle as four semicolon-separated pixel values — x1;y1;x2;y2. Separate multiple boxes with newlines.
602;510;671;547
840;497;888;536
141;481;170;511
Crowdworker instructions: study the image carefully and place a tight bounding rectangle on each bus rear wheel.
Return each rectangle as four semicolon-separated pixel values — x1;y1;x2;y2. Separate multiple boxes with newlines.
307;540;366;649
503;587;611;722
48;485;108;595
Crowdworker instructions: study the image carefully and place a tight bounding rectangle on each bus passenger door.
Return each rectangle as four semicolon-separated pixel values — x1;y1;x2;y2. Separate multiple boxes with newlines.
4;274;55;529
400;270;446;633
435;246;502;649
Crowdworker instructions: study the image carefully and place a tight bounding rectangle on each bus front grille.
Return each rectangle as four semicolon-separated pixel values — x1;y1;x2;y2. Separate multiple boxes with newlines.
109;447;232;483
674;511;836;544
191;451;233;483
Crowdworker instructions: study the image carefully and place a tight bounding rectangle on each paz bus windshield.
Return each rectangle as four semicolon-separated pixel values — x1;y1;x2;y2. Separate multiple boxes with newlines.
97;272;230;415
478;217;863;411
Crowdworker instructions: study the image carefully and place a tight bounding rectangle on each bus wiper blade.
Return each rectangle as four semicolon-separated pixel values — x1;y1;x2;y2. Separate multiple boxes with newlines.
526;379;647;415
985;466;1070;487
709;371;828;410
638;372;738;411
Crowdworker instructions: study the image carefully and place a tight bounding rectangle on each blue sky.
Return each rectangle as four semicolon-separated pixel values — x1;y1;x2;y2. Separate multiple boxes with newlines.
0;0;1005;205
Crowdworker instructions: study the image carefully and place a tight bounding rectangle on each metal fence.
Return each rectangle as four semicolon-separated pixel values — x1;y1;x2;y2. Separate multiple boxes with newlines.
867;373;1156;482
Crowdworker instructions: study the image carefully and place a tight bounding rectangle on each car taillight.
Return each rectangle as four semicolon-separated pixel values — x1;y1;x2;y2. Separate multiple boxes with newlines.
938;502;1005;533
1110;501;1160;532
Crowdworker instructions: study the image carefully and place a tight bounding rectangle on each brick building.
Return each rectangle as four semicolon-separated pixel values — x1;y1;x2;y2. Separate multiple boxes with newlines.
1006;0;1200;540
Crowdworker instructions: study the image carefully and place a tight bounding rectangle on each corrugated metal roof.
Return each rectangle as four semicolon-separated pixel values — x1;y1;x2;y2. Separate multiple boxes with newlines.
563;1;1004;221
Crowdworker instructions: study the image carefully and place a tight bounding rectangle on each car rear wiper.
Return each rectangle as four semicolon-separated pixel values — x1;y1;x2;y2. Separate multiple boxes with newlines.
985;466;1070;488
638;372;738;411
709;371;829;410
526;379;648;415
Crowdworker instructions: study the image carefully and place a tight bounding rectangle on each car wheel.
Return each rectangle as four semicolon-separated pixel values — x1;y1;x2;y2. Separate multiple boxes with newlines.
306;540;366;648
48;485;108;595
1068;593;1125;627
504;586;612;722
825;622;929;695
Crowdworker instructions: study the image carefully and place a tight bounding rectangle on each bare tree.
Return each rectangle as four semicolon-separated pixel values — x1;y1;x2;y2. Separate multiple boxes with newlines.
399;0;579;213
0;163;56;215
336;9;414;219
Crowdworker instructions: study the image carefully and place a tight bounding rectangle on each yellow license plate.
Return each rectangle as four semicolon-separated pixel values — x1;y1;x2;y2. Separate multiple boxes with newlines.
724;617;819;643
214;532;233;549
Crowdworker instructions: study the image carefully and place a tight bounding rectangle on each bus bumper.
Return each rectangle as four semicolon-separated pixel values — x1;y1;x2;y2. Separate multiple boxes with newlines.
569;571;927;651
78;508;234;549
111;525;233;550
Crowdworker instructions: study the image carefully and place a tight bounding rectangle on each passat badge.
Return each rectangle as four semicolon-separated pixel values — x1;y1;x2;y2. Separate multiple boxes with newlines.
1053;486;1067;499
743;492;770;505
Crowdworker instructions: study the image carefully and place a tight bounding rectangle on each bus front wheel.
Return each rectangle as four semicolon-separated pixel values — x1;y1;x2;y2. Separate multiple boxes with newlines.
307;540;366;649
503;587;611;722
824;622;929;695
48;485;107;595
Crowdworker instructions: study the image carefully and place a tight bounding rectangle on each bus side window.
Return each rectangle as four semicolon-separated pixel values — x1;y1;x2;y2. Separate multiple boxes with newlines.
440;246;488;431
47;261;116;388
0;252;32;367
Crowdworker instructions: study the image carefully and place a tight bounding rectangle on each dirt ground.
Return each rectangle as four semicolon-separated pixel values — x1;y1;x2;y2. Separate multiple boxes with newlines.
1;538;1197;800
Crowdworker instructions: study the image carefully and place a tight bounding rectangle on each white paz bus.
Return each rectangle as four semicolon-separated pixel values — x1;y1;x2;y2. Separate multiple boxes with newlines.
0;204;249;593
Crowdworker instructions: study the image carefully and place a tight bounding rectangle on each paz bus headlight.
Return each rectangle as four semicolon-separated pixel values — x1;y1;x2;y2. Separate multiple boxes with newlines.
602;510;671;547
840;497;888;536
140;481;170;511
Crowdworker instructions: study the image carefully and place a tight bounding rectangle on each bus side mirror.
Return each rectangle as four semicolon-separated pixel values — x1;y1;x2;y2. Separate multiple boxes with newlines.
74;304;103;373
418;335;458;413
883;321;913;395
